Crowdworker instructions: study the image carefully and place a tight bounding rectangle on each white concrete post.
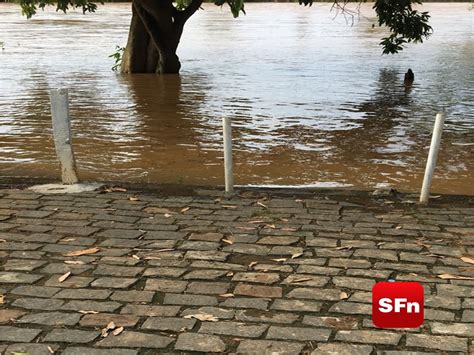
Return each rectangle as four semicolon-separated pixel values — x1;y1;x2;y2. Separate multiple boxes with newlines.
49;88;79;184
420;111;445;204
223;117;234;194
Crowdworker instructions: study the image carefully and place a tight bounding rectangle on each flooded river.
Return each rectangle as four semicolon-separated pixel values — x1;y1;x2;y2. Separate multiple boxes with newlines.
0;3;473;194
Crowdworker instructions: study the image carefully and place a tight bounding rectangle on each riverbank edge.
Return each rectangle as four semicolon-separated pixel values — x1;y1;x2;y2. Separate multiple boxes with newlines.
1;176;473;208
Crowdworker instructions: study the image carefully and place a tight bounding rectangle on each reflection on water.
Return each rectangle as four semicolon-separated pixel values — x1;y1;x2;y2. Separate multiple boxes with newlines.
0;3;473;194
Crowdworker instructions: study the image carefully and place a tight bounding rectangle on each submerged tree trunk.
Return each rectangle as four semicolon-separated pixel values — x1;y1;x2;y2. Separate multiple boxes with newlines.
121;0;202;74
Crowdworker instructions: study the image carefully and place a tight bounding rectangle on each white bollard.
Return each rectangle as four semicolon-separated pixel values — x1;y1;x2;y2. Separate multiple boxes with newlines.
49;88;79;184
223;117;234;194
420;111;445;204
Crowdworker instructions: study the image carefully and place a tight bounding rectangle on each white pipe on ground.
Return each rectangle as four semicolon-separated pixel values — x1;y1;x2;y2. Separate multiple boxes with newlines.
223;117;234;194
420;111;446;204
49;88;79;184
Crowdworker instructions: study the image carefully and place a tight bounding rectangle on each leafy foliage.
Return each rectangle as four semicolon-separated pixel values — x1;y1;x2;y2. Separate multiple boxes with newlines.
18;0;432;54
374;0;432;54
109;45;125;72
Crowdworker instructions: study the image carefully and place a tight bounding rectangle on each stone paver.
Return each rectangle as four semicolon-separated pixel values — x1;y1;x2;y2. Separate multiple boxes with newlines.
0;187;472;353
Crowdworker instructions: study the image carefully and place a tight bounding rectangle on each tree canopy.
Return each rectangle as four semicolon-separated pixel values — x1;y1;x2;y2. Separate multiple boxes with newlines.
18;0;433;73
19;0;432;55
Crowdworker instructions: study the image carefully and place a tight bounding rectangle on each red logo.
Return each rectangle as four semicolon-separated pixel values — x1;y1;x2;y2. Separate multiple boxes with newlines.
372;282;424;328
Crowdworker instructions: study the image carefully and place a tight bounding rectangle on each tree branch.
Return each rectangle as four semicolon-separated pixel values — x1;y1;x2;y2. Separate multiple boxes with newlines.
179;0;203;23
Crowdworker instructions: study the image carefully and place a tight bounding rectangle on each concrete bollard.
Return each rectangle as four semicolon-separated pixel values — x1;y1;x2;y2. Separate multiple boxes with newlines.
49;88;79;184
223;117;234;194
420;111;446;204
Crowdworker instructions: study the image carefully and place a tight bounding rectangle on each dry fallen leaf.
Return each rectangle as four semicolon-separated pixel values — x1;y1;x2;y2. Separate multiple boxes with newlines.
289;277;312;284
180;207;190;213
340;292;349;300
272;258;287;263
248;261;258;269
437;273;474;281
264;224;276;229
62;238;76;242
257;202;267;209
65;247;100;257
79;310;99;314
104;187;127;193
113;327;124;336
223;205;238;209
291;252;303;259
131;255;140;260
58;271;71;283
184;313;219;322
143;256;161;260
129;196;140;201
461;257;474;265
222;239;233;245
47;346;55;354
0;295;4;304
249;220;265;224
219;293;234;298
336;246;353;251
101;321;117;337
426;254;444;259
64;260;85;265
226;272;234;277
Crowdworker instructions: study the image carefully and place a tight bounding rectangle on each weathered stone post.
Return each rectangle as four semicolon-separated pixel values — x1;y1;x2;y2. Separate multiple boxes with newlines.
49;88;79;184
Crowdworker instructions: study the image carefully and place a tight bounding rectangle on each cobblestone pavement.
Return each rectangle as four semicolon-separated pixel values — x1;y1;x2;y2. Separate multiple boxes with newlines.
0;187;473;354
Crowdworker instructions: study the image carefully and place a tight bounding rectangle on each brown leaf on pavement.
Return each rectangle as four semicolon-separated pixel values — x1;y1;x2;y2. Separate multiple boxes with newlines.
184;313;219;322
289;277;312;284
291;252;303;259
48;346;55;354
58;271;71;283
222;239;233;245
461;257;474;264
248;261;258;269
65;247;100;257
0;295;4;304
113;326;124;336
257;202;267;209
101;321;117;337
64;260;85;265
180;207;190;213
128;196;140;201
271;258;287;262
437;273;474;281
223;205;238;209
104;187;127;193
219;293;234;298
340;292;349;300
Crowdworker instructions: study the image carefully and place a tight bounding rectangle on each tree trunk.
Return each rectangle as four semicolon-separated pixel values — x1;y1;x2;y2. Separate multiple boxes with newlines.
121;4;158;73
121;0;199;74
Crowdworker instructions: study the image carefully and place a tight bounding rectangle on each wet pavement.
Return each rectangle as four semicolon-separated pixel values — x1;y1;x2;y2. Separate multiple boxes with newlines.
0;186;473;354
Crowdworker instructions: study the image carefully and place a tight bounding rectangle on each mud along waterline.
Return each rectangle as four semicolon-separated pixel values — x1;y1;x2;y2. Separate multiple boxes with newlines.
0;3;472;194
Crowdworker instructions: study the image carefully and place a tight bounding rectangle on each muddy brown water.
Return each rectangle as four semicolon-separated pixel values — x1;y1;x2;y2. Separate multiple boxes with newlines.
0;3;473;194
